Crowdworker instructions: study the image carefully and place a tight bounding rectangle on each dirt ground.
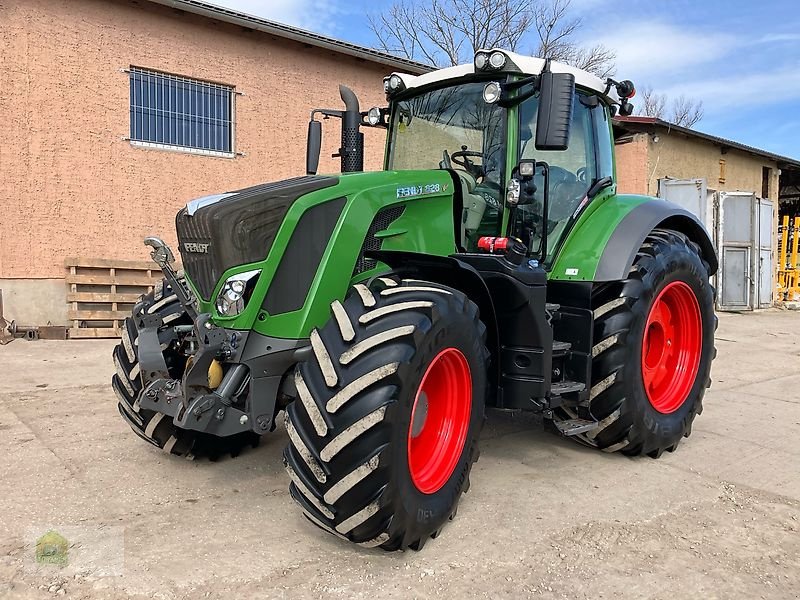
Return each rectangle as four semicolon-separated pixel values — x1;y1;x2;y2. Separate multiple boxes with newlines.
0;310;798;599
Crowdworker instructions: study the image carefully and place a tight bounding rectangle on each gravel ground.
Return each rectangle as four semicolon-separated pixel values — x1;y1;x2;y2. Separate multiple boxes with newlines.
0;309;798;599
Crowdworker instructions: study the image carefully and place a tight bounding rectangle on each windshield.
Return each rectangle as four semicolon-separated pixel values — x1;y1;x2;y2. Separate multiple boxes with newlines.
387;82;506;249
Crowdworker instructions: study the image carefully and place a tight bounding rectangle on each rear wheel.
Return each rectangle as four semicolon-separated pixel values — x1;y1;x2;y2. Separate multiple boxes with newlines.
283;277;488;550
555;229;715;457
111;280;260;459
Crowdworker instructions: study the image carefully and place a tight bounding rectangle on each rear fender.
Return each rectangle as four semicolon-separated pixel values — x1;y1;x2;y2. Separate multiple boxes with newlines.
551;196;718;282
595;200;718;281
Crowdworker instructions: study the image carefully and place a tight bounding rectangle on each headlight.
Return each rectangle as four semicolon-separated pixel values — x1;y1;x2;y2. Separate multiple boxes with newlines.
483;81;501;104
367;106;382;126
474;51;489;70
489;51;506;69
215;269;261;317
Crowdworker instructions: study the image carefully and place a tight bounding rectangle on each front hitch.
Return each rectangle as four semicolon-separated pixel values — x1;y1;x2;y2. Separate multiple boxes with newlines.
144;236;197;319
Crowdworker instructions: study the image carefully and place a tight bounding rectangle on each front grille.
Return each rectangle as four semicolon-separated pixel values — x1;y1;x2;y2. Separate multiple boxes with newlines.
353;205;406;275
175;176;338;300
175;212;216;300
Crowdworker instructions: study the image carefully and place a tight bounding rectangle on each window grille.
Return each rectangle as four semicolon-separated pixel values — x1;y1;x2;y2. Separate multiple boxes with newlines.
129;67;234;155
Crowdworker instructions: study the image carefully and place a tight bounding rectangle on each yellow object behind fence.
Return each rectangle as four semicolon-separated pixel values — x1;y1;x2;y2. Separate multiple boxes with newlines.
777;215;800;301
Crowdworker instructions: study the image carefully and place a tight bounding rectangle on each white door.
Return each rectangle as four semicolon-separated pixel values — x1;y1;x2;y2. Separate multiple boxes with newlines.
756;198;774;308
717;192;756;311
658;178;711;230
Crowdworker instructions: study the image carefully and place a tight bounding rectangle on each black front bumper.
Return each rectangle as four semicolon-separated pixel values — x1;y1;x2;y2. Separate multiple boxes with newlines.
133;306;309;437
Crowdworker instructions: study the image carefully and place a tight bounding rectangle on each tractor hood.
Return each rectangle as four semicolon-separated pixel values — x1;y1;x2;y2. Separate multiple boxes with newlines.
175;176;338;300
174;169;458;337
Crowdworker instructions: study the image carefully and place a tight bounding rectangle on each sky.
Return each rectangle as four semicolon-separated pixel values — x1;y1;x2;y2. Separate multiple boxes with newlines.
208;0;800;159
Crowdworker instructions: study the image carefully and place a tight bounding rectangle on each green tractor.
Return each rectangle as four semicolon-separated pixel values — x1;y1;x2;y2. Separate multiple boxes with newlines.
112;49;716;551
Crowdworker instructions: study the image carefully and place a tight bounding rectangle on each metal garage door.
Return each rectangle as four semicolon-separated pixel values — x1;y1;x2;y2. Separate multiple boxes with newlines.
658;178;711;229
718;192;755;310
756;198;774;308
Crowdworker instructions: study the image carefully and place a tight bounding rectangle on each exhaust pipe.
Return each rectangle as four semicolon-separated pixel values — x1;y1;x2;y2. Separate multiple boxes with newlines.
305;85;364;175
338;85;364;173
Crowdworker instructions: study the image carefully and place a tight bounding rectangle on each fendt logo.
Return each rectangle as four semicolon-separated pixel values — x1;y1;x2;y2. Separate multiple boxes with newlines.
183;242;210;254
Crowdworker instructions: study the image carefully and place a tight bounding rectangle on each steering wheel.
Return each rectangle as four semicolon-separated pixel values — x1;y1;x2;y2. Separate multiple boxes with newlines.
451;146;485;180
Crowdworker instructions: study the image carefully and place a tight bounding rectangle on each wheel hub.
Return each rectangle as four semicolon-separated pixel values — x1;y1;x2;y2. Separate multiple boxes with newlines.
410;391;429;438
641;281;702;414
407;348;472;494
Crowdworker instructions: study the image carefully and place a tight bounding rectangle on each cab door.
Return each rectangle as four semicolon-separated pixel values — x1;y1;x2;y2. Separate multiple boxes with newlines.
513;91;609;262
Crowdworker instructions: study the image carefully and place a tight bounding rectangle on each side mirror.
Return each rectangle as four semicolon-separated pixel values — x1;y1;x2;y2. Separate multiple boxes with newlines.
306;119;322;175
535;72;575;151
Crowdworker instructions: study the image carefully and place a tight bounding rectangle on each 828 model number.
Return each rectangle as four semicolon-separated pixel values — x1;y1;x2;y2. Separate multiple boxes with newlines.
396;183;443;199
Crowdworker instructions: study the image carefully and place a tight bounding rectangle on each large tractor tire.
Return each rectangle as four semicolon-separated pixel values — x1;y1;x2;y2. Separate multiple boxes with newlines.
556;228;715;457
111;280;260;459
284;277;488;550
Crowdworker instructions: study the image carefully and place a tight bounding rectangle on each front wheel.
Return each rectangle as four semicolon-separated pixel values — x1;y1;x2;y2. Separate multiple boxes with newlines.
283;277;489;550
555;229;716;457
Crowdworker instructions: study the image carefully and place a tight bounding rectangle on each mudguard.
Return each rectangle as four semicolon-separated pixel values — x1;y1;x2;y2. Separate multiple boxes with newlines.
550;195;718;282
369;250;501;394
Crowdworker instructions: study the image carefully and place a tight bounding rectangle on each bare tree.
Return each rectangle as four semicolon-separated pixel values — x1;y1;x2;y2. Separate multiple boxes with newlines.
670;95;705;128
369;0;616;78
531;0;615;78
637;86;704;128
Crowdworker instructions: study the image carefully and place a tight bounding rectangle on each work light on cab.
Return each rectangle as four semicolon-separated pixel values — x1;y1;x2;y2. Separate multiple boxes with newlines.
489;51;506;69
483;81;502;104
384;74;405;97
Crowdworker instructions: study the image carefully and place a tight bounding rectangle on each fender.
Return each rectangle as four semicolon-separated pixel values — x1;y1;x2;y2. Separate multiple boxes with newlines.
550;195;718;282
369;250;501;397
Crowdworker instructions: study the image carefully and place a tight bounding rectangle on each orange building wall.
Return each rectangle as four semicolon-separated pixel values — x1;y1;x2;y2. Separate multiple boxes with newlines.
0;0;391;281
614;133;650;195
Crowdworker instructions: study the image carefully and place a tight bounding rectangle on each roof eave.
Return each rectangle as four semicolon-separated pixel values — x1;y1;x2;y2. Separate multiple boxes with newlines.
144;0;432;75
614;117;800;170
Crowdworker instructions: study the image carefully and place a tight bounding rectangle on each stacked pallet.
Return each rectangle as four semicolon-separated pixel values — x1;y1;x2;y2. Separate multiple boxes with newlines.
65;258;159;338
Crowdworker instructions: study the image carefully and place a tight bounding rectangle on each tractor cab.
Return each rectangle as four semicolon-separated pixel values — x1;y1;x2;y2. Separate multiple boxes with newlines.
308;48;636;263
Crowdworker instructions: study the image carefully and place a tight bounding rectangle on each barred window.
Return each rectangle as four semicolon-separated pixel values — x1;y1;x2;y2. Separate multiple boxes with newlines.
129;67;234;156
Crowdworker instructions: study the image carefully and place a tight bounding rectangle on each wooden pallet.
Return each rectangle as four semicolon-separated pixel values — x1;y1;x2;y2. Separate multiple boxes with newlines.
65;257;158;339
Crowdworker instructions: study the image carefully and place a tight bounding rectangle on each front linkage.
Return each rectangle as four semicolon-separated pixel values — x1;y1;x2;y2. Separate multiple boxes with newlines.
132;237;309;443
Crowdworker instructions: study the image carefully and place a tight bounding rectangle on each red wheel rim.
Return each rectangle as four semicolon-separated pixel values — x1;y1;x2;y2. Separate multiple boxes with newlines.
407;348;472;494
641;281;702;414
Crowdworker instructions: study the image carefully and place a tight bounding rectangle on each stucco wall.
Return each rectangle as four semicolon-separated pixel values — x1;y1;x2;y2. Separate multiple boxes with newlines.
615;130;780;199
0;0;391;283
648;131;780;197
614;133;650;195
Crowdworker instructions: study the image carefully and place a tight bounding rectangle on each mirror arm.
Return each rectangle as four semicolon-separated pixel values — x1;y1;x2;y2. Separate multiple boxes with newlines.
499;86;538;109
498;76;540;108
311;109;344;120
503;75;538;92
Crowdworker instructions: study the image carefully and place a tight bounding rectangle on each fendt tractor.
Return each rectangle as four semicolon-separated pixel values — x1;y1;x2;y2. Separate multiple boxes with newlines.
112;49;717;551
